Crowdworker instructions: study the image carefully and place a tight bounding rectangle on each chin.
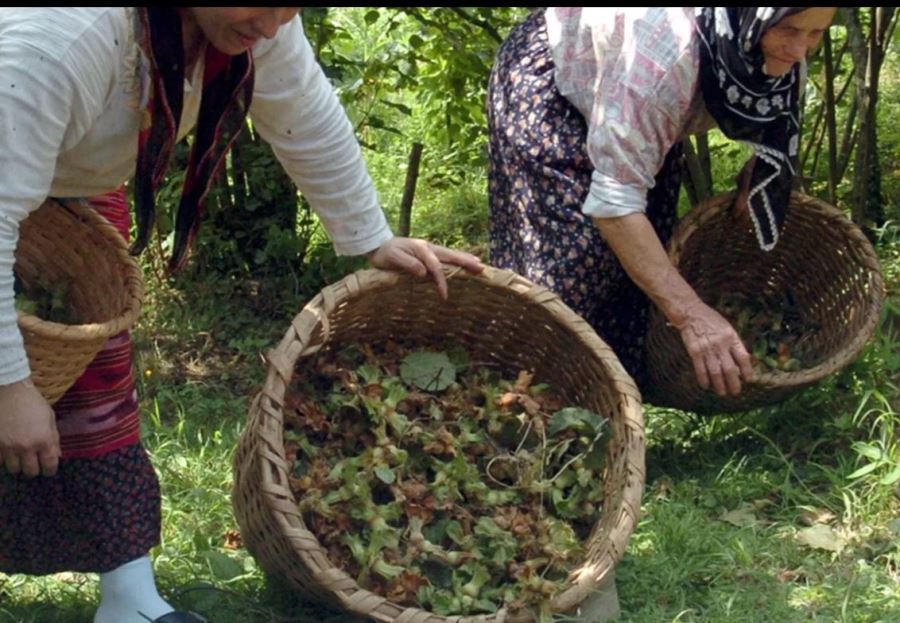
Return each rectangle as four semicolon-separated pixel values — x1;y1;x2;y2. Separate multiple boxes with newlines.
213;44;247;56
763;59;796;78
763;65;790;78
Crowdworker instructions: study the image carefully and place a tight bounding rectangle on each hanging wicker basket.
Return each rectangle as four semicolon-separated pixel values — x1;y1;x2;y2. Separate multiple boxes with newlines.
233;266;645;623
643;191;884;414
14;199;144;404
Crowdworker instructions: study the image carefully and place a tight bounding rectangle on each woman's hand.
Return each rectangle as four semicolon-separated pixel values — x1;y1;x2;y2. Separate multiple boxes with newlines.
671;300;755;397
594;212;753;396
0;378;60;478
366;237;484;299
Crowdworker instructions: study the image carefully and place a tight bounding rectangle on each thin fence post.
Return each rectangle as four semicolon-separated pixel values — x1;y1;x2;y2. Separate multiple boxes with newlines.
398;142;424;237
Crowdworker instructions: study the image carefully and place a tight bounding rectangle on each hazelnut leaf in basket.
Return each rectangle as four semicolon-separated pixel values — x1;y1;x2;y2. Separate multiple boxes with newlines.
548;407;605;437
285;340;608;616
374;466;396;484
400;351;456;391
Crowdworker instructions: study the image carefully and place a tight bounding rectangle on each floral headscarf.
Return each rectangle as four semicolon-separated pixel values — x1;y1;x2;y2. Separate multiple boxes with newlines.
695;7;808;251
132;7;255;272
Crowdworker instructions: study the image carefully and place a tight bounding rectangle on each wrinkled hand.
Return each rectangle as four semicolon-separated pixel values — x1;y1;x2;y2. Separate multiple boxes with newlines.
673;301;754;397
0;378;60;477
366;237;484;299
733;155;757;217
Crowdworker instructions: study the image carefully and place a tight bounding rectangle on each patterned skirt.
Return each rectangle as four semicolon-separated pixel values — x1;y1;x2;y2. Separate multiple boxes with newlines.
0;190;161;575
487;10;684;389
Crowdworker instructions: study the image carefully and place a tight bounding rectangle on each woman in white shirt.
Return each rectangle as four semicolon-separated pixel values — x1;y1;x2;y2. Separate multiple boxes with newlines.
0;8;481;623
487;7;836;400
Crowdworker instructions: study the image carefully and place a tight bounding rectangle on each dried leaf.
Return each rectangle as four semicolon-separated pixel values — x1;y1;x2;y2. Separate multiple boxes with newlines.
513;370;535;393
796;524;844;552
776;567;803;583
798;506;836;526
498;392;518;409
223;529;243;550
720;504;760;527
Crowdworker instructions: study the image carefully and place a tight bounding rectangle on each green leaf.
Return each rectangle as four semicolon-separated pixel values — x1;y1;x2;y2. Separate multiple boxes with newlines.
364;9;380;25
878;463;900;486
357;363;382;384
852;442;884;461
204;551;245;581
400;351;456;391
374;466;396;484
847;462;881;479
472;516;505;539
423;517;450;544
443;343;470;371
420;558;454;589
548;407;605;437
366;115;404;136
445;520;465;545
381;99;414;116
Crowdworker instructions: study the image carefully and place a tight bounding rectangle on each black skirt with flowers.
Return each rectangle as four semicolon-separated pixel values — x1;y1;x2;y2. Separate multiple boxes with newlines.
486;10;684;389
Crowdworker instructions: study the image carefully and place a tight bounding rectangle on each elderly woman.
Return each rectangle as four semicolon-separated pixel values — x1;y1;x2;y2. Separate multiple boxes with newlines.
487;7;836;397
0;8;481;623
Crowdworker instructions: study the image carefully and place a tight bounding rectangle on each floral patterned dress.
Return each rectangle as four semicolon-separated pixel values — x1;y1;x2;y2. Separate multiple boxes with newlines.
487;9;694;388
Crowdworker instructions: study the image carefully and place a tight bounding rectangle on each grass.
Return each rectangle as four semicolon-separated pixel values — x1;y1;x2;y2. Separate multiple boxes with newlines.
616;404;900;623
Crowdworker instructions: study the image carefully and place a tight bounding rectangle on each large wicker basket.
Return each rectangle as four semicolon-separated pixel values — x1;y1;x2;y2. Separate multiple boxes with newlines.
14;199;144;404
643;191;884;414
233;266;645;623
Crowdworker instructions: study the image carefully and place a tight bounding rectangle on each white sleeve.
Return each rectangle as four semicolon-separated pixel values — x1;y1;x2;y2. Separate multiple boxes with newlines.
0;14;113;385
581;52;696;220
248;16;393;256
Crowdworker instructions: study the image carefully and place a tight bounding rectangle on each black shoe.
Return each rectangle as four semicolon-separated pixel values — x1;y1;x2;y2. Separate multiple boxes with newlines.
149;612;208;623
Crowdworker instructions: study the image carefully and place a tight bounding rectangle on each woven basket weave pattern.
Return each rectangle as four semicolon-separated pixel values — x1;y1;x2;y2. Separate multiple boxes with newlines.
15;200;144;404
644;192;884;414
233;266;645;623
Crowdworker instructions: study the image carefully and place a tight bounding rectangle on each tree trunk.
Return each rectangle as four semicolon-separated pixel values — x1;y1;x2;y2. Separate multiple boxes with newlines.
398;142;424;237
844;7;896;232
822;30;839;205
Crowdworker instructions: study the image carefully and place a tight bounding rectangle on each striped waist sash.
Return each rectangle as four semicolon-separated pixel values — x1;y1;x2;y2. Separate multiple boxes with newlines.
54;189;140;459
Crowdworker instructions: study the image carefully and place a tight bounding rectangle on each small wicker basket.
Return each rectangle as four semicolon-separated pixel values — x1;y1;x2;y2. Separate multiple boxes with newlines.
14;199;144;404
643;191;884;414
233;266;645;623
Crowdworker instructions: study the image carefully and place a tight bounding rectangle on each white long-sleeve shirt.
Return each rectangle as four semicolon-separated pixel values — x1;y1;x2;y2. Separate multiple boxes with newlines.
0;8;393;385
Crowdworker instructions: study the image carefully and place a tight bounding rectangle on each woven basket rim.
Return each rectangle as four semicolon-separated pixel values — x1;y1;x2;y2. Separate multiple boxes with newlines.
667;190;885;389
15;200;144;341
241;265;646;622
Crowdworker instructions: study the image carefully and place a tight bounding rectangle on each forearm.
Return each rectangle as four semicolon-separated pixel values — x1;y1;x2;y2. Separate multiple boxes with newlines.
592;212;701;328
248;16;392;257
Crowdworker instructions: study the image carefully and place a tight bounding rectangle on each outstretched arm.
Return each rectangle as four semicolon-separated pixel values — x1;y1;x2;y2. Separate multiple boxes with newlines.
594;213;753;396
248;16;482;294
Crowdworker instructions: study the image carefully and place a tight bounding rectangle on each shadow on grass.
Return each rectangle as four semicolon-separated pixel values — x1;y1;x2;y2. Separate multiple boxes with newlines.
167;574;371;623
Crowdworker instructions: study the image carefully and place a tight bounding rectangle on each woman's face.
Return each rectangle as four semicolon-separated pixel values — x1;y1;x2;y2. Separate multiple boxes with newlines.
760;8;837;77
187;8;299;55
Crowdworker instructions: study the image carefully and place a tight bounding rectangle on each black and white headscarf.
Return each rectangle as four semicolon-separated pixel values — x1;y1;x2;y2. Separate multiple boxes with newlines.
695;7;807;251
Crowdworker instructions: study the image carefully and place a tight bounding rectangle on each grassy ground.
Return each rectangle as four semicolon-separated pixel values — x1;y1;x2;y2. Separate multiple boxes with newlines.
1;235;898;623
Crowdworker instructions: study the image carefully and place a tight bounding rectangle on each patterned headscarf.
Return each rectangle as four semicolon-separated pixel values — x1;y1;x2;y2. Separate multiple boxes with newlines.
132;7;255;272
695;7;808;251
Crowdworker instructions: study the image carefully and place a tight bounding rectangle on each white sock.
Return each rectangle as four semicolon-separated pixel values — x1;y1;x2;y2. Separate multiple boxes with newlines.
94;555;174;623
